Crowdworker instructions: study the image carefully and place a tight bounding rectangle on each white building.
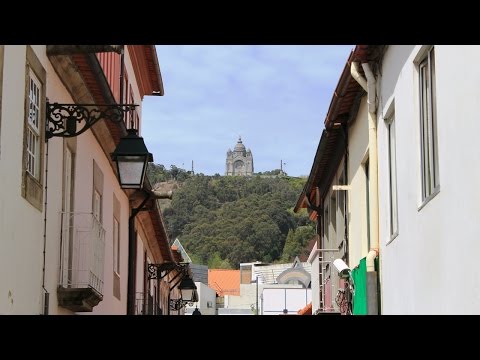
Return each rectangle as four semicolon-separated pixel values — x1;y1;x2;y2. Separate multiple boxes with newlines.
299;45;480;315
0;45;177;315
184;282;216;315
376;45;480;314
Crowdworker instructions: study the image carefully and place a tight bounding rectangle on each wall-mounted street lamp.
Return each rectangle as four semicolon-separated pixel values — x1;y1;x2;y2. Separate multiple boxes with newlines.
111;128;153;189
148;262;198;315
46;102;152;190
178;275;197;303
169;274;198;312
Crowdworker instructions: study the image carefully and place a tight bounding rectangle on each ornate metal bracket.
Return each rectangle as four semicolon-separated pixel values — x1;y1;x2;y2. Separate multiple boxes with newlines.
147;262;188;280
169;298;195;311
46;102;138;140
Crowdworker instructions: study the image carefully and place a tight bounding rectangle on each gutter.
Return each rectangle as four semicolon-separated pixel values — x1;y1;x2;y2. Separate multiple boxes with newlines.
351;56;380;315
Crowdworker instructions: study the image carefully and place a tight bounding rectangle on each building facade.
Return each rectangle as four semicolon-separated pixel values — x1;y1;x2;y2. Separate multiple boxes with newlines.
0;45;186;315
225;137;254;176
376;45;480;314
295;46;379;315
297;45;480;315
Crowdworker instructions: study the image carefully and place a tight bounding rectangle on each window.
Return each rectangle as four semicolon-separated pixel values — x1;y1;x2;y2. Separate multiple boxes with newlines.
93;190;102;221
22;46;46;211
113;194;121;299
419;46;439;203
27;70;41;179
113;217;120;275
386;112;399;240
92;160;104;222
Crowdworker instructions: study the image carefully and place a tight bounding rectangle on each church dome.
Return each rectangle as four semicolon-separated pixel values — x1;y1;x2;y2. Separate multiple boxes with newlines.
234;137;246;154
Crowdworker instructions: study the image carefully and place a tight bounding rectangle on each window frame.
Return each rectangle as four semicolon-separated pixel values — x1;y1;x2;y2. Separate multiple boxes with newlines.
417;46;440;209
27;69;42;179
113;217;120;276
22;46;46;211
93;189;102;222
386;110;399;243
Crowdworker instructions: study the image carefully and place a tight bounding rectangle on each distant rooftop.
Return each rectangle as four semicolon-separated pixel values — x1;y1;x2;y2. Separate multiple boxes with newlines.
208;269;240;296
240;260;312;286
172;238;192;263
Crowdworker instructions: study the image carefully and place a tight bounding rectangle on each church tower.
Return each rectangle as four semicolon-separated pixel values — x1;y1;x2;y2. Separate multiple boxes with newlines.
225;137;254;176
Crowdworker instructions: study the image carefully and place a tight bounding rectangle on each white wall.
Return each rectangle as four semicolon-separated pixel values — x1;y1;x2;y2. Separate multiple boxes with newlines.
262;286;311;315
185;282;216;315
0;45;141;314
224;283;264;314
0;46;44;314
0;46;78;314
378;45;480;314
308;243;320;313
347;96;370;268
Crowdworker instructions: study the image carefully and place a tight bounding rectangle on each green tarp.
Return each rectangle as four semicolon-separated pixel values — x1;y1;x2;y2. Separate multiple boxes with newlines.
351;257;367;315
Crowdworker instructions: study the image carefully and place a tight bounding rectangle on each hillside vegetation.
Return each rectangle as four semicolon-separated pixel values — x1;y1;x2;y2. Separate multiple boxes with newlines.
147;164;315;269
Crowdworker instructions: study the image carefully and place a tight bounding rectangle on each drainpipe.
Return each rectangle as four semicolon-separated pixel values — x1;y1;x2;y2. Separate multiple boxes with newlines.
350;62;367;91
351;61;379;315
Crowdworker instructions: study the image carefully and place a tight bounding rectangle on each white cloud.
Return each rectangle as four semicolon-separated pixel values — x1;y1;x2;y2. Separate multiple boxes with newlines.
143;45;353;176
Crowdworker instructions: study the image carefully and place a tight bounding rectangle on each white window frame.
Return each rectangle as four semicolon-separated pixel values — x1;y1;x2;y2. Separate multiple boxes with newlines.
27;69;41;179
386;111;399;243
113;217;120;275
93;189;102;222
418;46;440;208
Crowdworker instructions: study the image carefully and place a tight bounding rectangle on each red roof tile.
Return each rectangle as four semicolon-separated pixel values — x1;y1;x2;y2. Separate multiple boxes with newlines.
298;302;312;315
208;269;240;296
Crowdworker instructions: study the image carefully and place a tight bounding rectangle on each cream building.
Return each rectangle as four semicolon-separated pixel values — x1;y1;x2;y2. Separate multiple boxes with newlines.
295;46;377;315
0;45;179;315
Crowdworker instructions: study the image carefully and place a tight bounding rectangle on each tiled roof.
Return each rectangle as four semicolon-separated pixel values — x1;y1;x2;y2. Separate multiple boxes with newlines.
171;245;183;263
253;262;312;285
298;302;312;315
208;269;240;296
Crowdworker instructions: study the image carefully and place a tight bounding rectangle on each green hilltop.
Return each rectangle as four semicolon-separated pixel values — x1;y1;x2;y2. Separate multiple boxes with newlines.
147;164;315;269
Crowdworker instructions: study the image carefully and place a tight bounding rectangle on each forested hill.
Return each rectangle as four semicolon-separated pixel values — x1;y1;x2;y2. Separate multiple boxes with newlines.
147;164;315;269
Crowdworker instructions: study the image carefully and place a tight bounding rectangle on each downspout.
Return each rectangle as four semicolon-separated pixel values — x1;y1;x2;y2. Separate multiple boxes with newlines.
119;48;125;104
42;140;50;315
351;61;379;315
305;192;324;311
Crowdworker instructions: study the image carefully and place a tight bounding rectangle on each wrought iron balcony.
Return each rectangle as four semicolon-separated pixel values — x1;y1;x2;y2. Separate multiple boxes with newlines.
57;212;105;312
135;292;162;315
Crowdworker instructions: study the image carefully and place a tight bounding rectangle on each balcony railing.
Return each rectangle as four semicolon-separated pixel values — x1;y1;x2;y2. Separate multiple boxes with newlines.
135;292;162;315
57;212;105;312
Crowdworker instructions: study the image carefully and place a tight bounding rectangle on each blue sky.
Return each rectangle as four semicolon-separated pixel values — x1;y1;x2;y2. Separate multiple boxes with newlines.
142;45;353;177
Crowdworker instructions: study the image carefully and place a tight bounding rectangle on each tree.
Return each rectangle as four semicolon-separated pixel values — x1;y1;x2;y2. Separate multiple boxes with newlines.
163;174;315;268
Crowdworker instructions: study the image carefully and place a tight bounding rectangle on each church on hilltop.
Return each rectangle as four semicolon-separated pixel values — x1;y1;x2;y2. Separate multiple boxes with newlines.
225;137;254;176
